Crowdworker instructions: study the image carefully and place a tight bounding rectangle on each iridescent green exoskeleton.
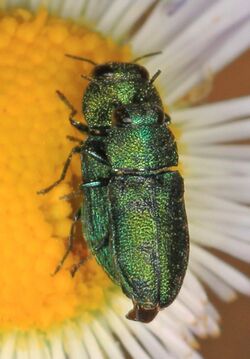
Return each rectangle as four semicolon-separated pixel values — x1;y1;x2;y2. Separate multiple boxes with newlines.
38;61;189;323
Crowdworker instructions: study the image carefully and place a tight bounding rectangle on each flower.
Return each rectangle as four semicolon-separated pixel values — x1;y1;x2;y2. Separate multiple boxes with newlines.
0;1;249;358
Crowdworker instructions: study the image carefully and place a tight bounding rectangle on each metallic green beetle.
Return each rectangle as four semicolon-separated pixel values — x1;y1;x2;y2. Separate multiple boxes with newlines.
39;61;189;323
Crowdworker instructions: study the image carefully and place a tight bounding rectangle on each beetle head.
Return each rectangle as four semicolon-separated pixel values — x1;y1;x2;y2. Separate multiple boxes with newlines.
93;62;149;81
83;62;163;129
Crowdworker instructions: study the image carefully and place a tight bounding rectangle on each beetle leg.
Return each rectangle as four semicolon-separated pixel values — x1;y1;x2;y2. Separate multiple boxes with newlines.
69;118;89;134
66;135;83;143
37;145;82;195
59;178;110;200
70;256;91;277
59;189;83;201
56;90;89;134
52;208;82;276
80;178;110;189
82;147;110;166
92;235;109;252
70;235;109;277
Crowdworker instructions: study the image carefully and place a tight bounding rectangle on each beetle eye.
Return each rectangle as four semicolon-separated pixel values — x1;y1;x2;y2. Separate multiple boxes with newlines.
136;65;149;80
151;106;165;124
157;108;165;124
93;64;114;77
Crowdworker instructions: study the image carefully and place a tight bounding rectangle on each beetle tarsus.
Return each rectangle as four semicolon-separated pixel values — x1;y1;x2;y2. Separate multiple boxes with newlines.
70;256;91;277
51;262;63;277
66;135;83;143
51;209;81;276
37;145;82;195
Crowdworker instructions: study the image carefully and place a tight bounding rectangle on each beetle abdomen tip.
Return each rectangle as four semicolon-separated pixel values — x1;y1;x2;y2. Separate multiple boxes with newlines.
126;303;159;323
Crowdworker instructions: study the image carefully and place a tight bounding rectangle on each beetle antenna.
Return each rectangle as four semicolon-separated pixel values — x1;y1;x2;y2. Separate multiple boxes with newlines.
56;90;77;116
65;53;97;66
81;74;95;82
133;51;162;63
150;69;161;84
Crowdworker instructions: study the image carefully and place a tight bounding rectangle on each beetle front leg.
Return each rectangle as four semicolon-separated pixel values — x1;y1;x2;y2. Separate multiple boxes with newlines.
37;145;82;195
52;208;82;276
56;90;89;134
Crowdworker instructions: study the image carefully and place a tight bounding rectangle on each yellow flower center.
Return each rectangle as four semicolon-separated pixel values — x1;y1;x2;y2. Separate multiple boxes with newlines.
0;8;130;331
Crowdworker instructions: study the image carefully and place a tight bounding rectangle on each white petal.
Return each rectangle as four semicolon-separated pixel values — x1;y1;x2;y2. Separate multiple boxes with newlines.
27;332;51;359
47;0;61;13
187;145;250;160
60;0;87;18
6;0;26;7
142;0;250;102
191;245;250;295
190;261;237;301
189;222;250;262
181;119;250;144
167;298;197;325
178;285;207;317
15;336;29;359
84;0;111;23
206;316;220;337
184;270;208;303
120;317;172;359
63;326;88;359
97;0;133;34
147;319;201;359
207;303;220;323
172;96;250;127
204;221;250;243
186;176;250;190
29;0;40;11
110;0;154;41
104;310;151;359
0;333;16;359
164;19;250;104
112;296;181;358
91;319;125;359
186;190;250;215
80;325;104;359
131;0;214;53
48;331;65;359
181;155;250;176
188;206;250;229
159;311;198;347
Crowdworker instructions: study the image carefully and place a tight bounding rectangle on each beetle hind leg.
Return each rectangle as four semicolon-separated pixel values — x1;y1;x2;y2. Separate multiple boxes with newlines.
52;208;82;276
70;234;109;277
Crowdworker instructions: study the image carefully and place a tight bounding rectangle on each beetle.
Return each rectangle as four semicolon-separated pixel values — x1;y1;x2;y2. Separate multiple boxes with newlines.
38;60;189;323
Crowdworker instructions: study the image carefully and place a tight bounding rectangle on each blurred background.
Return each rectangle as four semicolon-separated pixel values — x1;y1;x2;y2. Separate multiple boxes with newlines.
200;49;250;359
